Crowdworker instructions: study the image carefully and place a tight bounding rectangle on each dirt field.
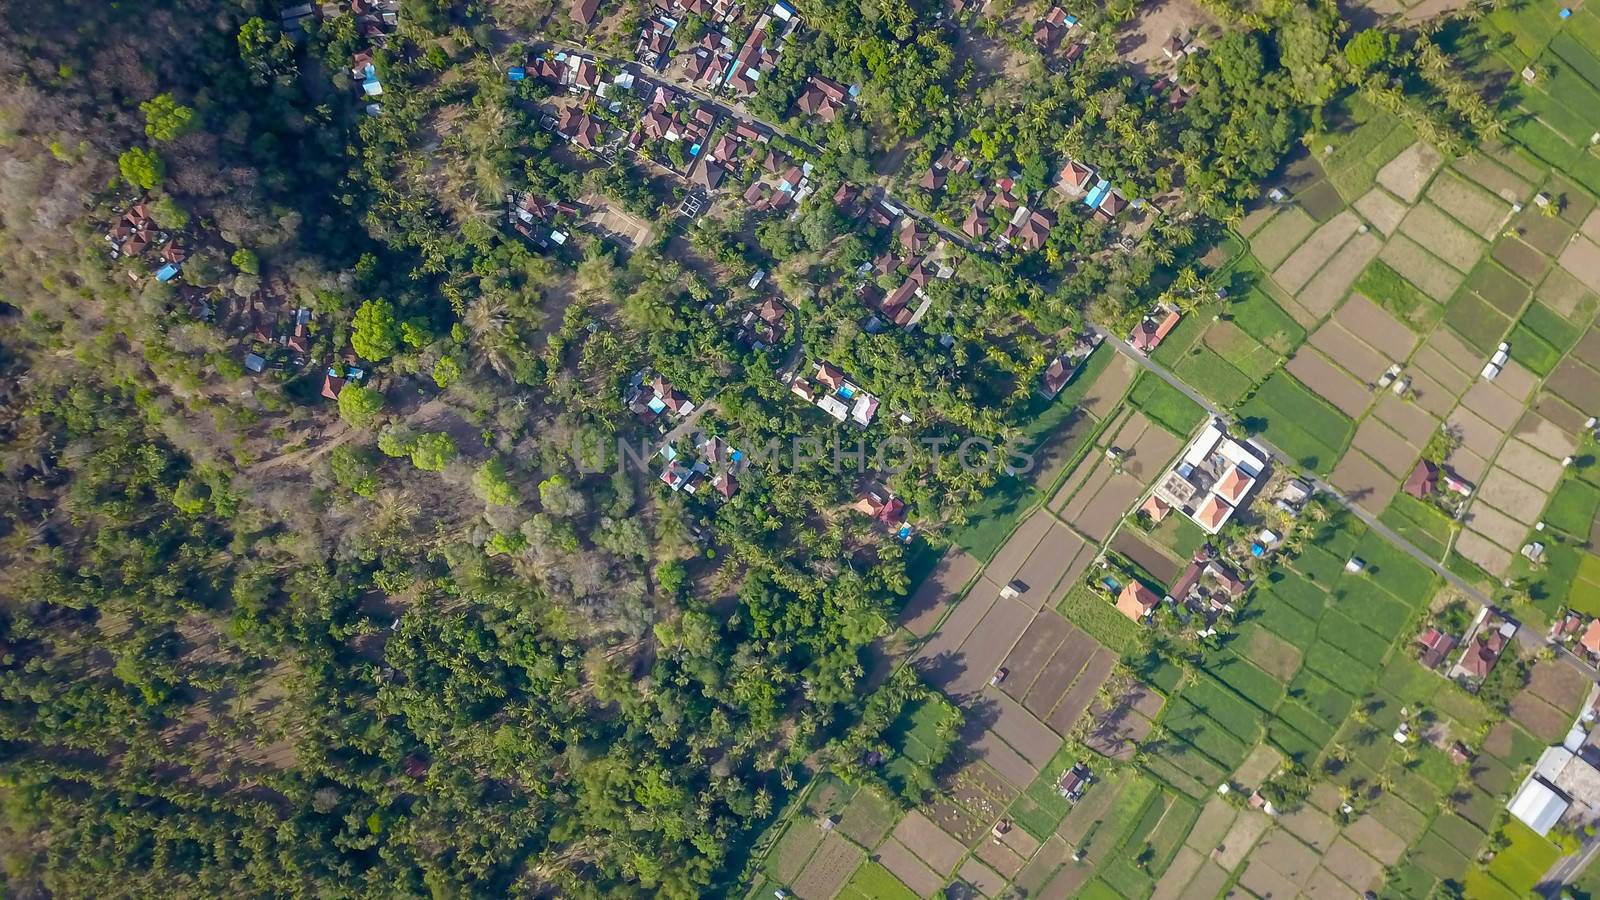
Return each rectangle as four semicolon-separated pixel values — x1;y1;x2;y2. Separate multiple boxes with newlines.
1399;202;1486;273
1329;450;1398;514
1380;234;1464;302
1239;203;1280;238
1253;205;1319;269
1151;847;1205;900
1415;331;1477;390
1304;865;1366;900
1511;691;1571;741
1464;495;1532;545
1372;393;1439;446
893;810;968;875
1337;293;1418;361
900;550;981;636
876;837;945;896
1044;647;1115;734
1497;439;1564;491
975;686;1063;767
1280;805;1340;853
1454;528;1514;576
585;198;652;249
998;611;1071;700
1125;423;1184;482
1548;357;1600;410
1241;858;1302;898
1355;188;1409;235
1576;328;1600;368
1447;406;1503;459
912;588;997;688
1070;472;1145;542
1231;744;1284;790
1184;796;1238;853
1454;154;1534;204
969;726;1037;788
1322;837;1384;894
1493;237;1551;284
1351;418;1418;476
1014;835;1067;892
1494;360;1539;402
1015;522;1088;599
1299;233;1383;318
1344;816;1406;866
1213;811;1272;870
1081;354;1138;420
948;595;1035;695
1310;320;1390;381
959;857;1007;896
1287;350;1373;417
1462;379;1523;431
1545;268;1596;318
792;831;863;899
1405;369;1459;417
976;831;1032;875
1275;210;1360;294
1254;829;1321;883
1478;467;1546;524
1427;169;1512;239
772;820;826;884
1111;530;1182;585
1377;142;1444;203
1561;235;1600;294
988;511;1053;585
1530;395;1588;438
1112;0;1218;73
1530;659;1592;710
1023;627;1097;718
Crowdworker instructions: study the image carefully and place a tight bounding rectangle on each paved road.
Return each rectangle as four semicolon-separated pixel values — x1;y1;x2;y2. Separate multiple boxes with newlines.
1092;325;1600;676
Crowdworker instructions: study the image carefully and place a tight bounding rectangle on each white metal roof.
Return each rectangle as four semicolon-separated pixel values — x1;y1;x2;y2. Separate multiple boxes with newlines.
1508;777;1569;836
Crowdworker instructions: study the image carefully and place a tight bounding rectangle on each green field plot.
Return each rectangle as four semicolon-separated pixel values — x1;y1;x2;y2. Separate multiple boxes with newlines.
1510;114;1581;168
1512;76;1600;145
1487;1;1564;63
1507;322;1564;375
1203;321;1280;380
1239;372;1355;473
1265;569;1330;618
837;788;898;847
1316;610;1390;668
1128;372;1207;436
1380;493;1455;560
1379;655;1441;709
1543;477;1600;538
1267;718;1323;762
1553;31;1600;91
1058;582;1145;655
1569;552;1600;615
1162;700;1251;768
1349;531;1438;604
1410;830;1472;881
1150;314;1209;368
1331;583;1417;636
1303;640;1376;696
1443;292;1514;354
1293;545;1350;587
1387;862;1437;900
1149;512;1207;560
1229;288;1307;355
837;863;918;900
1520;300;1583;348
1317;98;1418;200
1485;820;1562;895
1248;596;1319;648
1011;744;1098;837
1173;345;1255;407
1181;675;1267;741
1203;650;1285;711
1354;259;1444;332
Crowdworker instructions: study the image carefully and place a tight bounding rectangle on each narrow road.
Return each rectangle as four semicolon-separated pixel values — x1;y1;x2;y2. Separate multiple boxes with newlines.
1092;324;1600;681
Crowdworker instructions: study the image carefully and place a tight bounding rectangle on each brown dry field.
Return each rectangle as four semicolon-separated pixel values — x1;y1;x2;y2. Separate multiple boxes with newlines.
1451;447;1490;482
1111;529;1181;585
1280;805;1340;853
1373;392;1439;446
1463;496;1532;546
1059;455;1112;518
1110;409;1154;449
1352;417;1418;476
1151;847;1206;900
1377;142;1444;202
1383;234;1465;302
1511;691;1571;741
976;830;1031;874
1447;406;1504;458
998;611;1071;701
978;686;1064;767
1338;293;1419;361
792;832;862;900
1045;647;1115;734
1311;320;1390;381
1560;234;1600;293
1322;837;1384;894
1071;472;1144;542
1213;811;1272;870
1454;154;1534;203
1412;341;1473;394
1461;379;1524;431
988;511;1052;585
948;595;1035;695
1049;448;1102;512
1239;203;1279;238
1548;357;1600;410
1540;267;1592;318
1013;521;1087;603
1355;188;1408;235
959;858;1007;896
1497;438;1564;491
1454;528;1514;576
1343;816;1406;866
1288;350;1373;418
1254;205;1320;269
1529;659;1592;711
1305;866;1367;900
912;587;997;689
1329;450;1398;514
1399;202;1486;273
1081;353;1138;420
1185;796;1238;853
1478;467;1547;524
1575;328;1600;369
1493;359;1539;402
1519;209;1577;256
900;549;980;636
969;727;1037;789
1406;368;1459;417
1126;423;1183;482
1014;836;1067;893
1529;395;1588;439
1275;211;1359;294
1023;627;1096;717
1299;235;1382;319
893;810;968;875
1254;829;1321;883
877;838;945;896
1427;169;1512;239
1241;859;1303;898
1493;236;1551;284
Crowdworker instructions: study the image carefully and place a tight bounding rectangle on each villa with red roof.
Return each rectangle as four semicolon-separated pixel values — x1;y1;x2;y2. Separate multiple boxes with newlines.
1149;419;1267;535
1130;306;1182;353
1115;581;1162;622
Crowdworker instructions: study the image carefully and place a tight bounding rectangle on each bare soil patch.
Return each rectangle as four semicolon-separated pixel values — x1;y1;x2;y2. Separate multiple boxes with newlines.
1575;327;1600;368
1113;0;1219;74
974;686;1064;767
1405;369;1459;417
1151;847;1205;900
1287;350;1373;417
1418;328;1480;387
1023;627;1096;718
1398;202;1487;273
1493;236;1552;284
1014;835;1068;892
1455;527;1515;576
1275;210;1359;294
1304;865;1365;900
1337;292;1418;361
1344;816;1406;866
1045;647;1114;734
1467;259;1531;315
999;611;1072;701
900;550;981;636
1254;829;1321;884
1111;529;1182;586
1239;204;1280;238
1355;187;1409;235
1329;450;1399;514
1427;169;1513;239
1178;861;1230;900
1373;392;1439;446
1478;468;1545;524
1071;472;1144;542
1448;446;1489;482
1081;354;1138;419
1381;234;1464;302
1352;417;1418;476
1279;805;1340;853
894;810;969;875
949;595;1035;695
1529;658;1592;711
1529;395;1588;438
1493;359;1539;402
1299;232;1383;318
1561;235;1600;294
1548;357;1600;410
1322;837;1384;894
1252;205;1319;269
792;832;863;900
913;588;998;689
1447;406;1503;458
1377;142;1445;203
1497;438;1564;491
1184;796;1239;853
1013;522;1087;604
1310;320;1391;381
1541;267;1595;319
1517;208;1575;256
1454;153;1534;203
1472;478;1541;532
877;838;945;896
1212;811;1272;870
988;511;1053;585
1510;691;1570;742
1461;379;1524;431
1126;423;1184;482
959;858;1007;896
975;833;1030;875
1241;859;1302;898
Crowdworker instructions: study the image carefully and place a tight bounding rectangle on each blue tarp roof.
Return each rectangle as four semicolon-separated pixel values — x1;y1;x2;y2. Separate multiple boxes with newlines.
508;67;526;81
1083;179;1111;209
155;263;180;282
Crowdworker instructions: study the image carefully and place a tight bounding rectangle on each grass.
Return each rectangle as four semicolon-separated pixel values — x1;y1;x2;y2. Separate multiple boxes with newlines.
1204;649;1286;711
1316;610;1390;668
1149;512;1207;559
1520;299;1584;348
1164;700;1251;767
1543;477;1600;538
1380;493;1455;561
1303;640;1378;696
1173;346;1255;407
1181;674;1267;741
1350;530;1439;605
1228;287;1307;355
1247;596;1319;648
838;863;918;900
1266;570;1330;619
1443;291;1514;354
1354;260;1443;332
1485;819;1562;895
1553;31;1600;92
1507;322;1564;375
1150;314;1208;368
1238;372;1355;474
1267;718;1322;762
1127;371;1207;435
1012;743;1094;837
1058;582;1146;655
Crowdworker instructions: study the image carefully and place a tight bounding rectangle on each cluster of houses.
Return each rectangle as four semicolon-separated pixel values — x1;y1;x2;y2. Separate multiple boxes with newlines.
337;0;400;113
628;372;698;425
857;209;954;331
852;485;911;539
1039;332;1103;399
1413;605;1518;692
1144;419;1269;535
631;0;800;99
1057;157;1129;224
659;433;743;499
281;0;397;39
735;296;788;350
506;192;580;250
788;361;880;426
104;200;185;283
742;151;814;211
628;83;716;166
1032;6;1081;54
791;75;852;123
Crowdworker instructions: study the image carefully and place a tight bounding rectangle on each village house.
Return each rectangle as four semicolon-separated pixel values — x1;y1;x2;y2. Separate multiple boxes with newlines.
1056;764;1092;802
1056;159;1096;198
1002;206;1056;252
1150;419;1268;535
1582;619;1600;658
790;360;878;426
852;487;907;527
1450;608;1515;688
571;0;600;25
1415;627;1457;670
1115;580;1162;622
1166;546;1248;614
1129;305;1182;353
792;75;849;122
557;107;605;151
636;17;675;70
1033;6;1077;51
